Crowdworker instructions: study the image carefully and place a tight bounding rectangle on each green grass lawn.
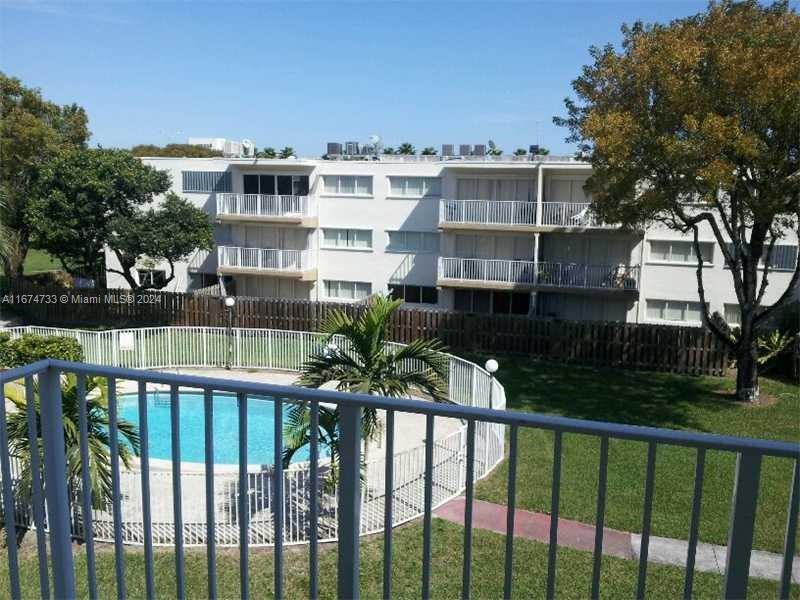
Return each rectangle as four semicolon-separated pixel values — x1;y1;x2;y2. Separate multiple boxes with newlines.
470;356;800;554
2;520;795;599
21;249;62;274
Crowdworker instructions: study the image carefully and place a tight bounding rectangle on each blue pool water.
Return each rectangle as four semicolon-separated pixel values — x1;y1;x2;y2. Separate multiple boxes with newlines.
118;391;322;465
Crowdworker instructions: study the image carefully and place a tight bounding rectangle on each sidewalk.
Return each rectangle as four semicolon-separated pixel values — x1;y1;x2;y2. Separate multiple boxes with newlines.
434;497;800;583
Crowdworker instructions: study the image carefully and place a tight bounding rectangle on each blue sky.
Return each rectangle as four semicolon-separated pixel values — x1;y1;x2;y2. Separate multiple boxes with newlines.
2;0;724;156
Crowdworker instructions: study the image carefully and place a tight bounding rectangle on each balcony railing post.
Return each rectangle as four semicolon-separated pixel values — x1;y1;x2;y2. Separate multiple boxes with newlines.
723;451;762;599
39;365;77;598
338;403;362;600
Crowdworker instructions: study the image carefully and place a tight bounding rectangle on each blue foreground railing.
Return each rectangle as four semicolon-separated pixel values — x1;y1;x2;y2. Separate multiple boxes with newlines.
0;359;798;599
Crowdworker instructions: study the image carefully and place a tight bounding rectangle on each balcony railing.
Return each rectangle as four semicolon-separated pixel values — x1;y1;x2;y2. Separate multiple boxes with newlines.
1;354;797;599
541;201;611;227
438;257;640;291
439;200;616;228
440;200;536;226
216;193;313;219
217;245;312;273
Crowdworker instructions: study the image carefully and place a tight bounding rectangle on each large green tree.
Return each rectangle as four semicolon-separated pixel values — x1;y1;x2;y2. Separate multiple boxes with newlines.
0;73;89;278
108;192;214;290
555;0;800;401
27;148;171;285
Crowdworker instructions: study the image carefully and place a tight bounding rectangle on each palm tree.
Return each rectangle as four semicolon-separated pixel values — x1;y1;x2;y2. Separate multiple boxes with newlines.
283;295;448;482
2;374;139;544
421;147;437;156
397;143;416;155
278;146;295;159
382;147;395;155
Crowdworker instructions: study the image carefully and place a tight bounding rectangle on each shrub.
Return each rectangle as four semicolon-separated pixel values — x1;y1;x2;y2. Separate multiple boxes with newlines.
0;333;84;368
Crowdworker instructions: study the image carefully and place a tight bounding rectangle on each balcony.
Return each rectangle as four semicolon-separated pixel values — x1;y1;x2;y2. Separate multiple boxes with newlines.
439;200;618;232
217;245;316;280
0;356;796;599
216;193;317;226
438;257;640;294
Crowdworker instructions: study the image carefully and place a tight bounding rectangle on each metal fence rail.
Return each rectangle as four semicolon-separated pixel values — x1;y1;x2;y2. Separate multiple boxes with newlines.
0;357;798;599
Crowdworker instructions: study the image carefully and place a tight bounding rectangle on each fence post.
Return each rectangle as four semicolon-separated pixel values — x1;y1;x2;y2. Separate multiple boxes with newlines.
40;365;77;598
338;404;362;600
723;451;762;598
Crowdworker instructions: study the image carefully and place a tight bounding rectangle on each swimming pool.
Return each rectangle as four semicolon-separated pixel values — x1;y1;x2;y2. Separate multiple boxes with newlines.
118;391;323;465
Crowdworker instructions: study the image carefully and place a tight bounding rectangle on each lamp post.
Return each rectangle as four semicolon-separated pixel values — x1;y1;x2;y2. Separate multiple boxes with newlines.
484;358;499;409
225;296;236;370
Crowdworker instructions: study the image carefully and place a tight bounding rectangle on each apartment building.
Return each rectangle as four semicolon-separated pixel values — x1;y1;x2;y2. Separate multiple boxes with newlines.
105;149;799;327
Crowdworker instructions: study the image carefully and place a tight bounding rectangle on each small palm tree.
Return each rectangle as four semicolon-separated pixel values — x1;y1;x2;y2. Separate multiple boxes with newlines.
283;296;448;482
421;147;437;156
382;147;396;155
278;146;295;159
397;143;416;155
2;374;139;544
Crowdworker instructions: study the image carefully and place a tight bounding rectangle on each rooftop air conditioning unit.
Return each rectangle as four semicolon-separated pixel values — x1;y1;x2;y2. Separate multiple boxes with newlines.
473;144;486;156
327;142;343;155
442;144;454;157
459;144;471;156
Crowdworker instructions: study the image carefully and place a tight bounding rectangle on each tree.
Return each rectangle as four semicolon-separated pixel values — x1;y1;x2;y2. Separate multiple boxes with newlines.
283;296;448;482
487;140;502;156
257;147;277;159
107;193;214;290
279;146;295;159
3;374;139;544
397;143;415;155
421;147;437;156
130;143;223;158
27;148;171;285
555;0;800;401
514;148;528;156
0;73;89;278
382;147;396;155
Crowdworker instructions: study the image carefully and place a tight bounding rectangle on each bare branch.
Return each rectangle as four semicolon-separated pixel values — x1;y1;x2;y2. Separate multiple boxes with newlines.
754;232;779;307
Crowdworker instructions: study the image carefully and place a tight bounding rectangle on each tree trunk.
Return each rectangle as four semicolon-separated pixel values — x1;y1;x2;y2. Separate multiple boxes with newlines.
735;324;759;402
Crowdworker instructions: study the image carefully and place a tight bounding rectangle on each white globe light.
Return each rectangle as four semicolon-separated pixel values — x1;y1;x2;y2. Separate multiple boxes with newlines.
224;296;236;308
485;359;499;374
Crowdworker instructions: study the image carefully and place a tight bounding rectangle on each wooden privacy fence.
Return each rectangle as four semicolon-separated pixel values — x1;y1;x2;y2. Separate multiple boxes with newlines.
1;280;729;376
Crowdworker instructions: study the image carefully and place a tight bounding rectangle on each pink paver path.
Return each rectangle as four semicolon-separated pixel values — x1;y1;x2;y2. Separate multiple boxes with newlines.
435;497;634;559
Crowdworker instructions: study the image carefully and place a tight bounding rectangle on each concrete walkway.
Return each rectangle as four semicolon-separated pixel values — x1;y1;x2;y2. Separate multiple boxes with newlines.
434;497;800;583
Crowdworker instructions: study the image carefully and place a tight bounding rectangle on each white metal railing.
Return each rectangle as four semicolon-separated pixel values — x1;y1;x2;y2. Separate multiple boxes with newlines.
217;245;311;272
1;326;505;550
439;199;615;228
541;202;611;227
438;257;640;290
216;193;312;219
439;200;536;226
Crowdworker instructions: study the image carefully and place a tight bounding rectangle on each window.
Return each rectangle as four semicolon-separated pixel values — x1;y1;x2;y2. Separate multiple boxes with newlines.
388;284;438;305
322;175;372;196
649;240;713;264
453;289;530;315
322;228;373;250
646;299;704;323
386;231;440;253
243;174;309;196
182;171;232;193
724;243;798;271
724;303;741;327
388;177;441;198
137;269;167;288
324;280;372;300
